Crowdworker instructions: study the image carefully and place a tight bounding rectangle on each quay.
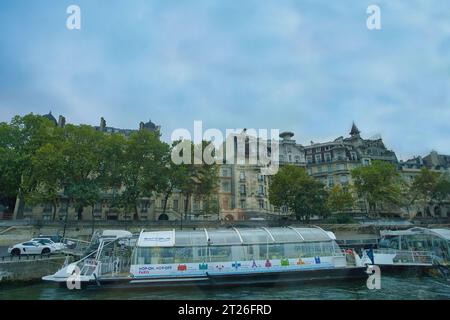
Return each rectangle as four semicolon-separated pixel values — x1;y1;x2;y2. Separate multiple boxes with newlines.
1;219;449;283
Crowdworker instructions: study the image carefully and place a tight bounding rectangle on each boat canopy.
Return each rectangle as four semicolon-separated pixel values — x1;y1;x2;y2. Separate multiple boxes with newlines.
380;227;450;242
137;227;334;247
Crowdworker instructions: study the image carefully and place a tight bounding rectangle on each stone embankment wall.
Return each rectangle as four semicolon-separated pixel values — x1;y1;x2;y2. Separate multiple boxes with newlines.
0;256;68;283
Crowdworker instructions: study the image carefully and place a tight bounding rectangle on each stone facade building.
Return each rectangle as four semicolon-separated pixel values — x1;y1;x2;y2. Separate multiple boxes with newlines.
399;151;450;219
8;113;449;222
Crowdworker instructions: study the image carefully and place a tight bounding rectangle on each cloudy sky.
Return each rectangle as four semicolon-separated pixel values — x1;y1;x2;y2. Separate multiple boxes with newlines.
0;0;449;160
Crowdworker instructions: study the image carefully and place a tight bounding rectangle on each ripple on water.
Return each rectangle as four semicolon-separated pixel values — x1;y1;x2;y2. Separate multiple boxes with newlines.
0;275;449;300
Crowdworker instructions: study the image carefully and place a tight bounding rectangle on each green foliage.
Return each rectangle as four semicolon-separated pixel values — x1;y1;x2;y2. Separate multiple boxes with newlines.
410;168;450;213
326;184;355;214
351;161;403;215
0;114;61;213
118;129;171;219
172;140;219;218
269;165;329;222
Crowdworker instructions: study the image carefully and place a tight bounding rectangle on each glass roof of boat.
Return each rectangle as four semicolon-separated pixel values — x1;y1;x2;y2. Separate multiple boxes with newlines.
138;227;333;247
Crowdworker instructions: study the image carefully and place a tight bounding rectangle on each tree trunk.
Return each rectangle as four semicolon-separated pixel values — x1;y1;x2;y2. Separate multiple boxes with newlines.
162;189;172;215
134;205;139;221
77;207;83;220
91;207;95;236
184;194;190;220
52;201;57;221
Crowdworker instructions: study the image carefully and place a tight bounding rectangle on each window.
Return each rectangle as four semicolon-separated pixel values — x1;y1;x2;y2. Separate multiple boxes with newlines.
240;199;246;209
324;153;331;162
239;171;246;181
240;185;246;195
316;147;321;153
221;168;229;177
288;155;292;162
222;182;231;192
335;152;345;161
315;154;322;163
306;155;313;164
141;201;149;213
317;166;322;173
295;156;300;163
328;176;334;187
268;244;284;259
222;198;229;210
340;175;349;185
259;200;265;209
193;200;200;211
173;199;179;210
327;164;332;173
209;246;232;262
258;185;264;195
350;152;357;161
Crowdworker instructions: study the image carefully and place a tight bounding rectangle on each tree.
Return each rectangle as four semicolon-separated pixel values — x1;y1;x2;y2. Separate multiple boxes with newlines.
0;114;61;216
410;168;450;217
61;125;105;221
98;133;127;211
269;165;328;222
24;142;65;221
326;185;355;214
170;140;219;222
351;161;403;216
119;129;170;220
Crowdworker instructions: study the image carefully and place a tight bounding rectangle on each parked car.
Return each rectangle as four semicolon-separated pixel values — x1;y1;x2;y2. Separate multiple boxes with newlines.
7;241;56;256
37;234;63;243
30;238;66;251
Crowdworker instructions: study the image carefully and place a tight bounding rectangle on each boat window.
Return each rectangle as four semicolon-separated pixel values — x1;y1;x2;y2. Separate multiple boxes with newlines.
193;246;208;263
268;244;284;259
209;246;232;262
174;247;193;263
294;228;330;241
239;229;272;244
258;244;269;260
268;228;302;243
175;231;207;247
231;245;247;261
208;230;242;246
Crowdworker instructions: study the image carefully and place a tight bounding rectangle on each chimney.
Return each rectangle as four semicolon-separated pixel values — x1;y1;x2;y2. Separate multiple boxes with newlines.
58;115;66;128
100;117;106;131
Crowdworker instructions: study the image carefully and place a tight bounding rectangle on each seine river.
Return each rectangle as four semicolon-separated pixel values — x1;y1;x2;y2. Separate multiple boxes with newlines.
0;275;449;300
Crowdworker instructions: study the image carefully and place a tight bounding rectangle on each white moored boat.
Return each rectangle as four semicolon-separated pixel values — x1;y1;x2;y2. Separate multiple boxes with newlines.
43;227;367;289
361;227;450;272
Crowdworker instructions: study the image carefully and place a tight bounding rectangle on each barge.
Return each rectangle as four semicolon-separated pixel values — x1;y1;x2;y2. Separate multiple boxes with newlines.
43;226;368;289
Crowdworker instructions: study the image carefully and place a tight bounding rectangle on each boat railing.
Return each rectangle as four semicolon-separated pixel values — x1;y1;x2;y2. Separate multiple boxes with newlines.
373;249;433;265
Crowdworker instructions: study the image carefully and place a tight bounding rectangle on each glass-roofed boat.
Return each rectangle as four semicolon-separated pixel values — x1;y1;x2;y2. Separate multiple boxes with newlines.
361;227;450;271
43;227;368;289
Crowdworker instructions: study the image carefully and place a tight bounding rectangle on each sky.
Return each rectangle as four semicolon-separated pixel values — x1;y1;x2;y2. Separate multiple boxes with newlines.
0;0;449;160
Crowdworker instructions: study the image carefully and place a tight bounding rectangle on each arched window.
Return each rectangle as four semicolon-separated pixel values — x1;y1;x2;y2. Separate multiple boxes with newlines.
158;214;169;221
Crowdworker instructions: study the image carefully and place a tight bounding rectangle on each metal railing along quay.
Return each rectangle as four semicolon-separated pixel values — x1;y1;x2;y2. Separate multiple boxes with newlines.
0;253;65;264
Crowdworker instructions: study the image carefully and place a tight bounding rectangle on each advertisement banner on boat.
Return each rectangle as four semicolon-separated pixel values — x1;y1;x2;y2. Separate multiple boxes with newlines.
130;257;336;277
138;231;176;247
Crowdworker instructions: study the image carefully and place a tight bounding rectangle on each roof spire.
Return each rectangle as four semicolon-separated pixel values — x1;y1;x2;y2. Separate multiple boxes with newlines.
350;122;360;136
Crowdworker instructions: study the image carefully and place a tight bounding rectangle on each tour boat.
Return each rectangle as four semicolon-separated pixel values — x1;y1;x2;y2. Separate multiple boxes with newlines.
43;227;368;289
361;227;450;273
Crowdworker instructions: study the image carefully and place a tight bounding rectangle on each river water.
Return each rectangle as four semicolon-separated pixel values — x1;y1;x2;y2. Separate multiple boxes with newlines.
0;275;449;300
